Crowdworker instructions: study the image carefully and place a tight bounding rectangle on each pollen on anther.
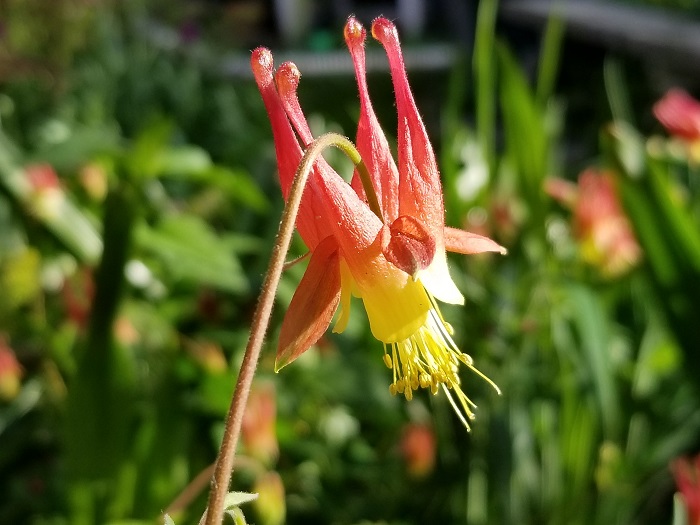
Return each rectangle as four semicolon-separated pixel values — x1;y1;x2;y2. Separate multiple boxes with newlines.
419;373;430;389
383;353;393;368
458;353;474;366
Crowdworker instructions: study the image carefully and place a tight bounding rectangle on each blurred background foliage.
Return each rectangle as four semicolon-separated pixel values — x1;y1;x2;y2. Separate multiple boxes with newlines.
1;0;699;524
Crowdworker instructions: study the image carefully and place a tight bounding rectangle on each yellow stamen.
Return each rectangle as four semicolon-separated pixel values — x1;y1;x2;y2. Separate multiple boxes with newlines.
383;298;500;431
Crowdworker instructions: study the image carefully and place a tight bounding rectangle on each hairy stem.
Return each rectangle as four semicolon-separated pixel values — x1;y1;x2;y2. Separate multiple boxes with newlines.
203;132;369;525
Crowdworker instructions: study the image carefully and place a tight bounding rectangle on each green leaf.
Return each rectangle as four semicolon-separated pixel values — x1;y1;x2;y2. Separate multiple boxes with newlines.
474;0;499;172
498;42;549;210
0;132;103;263
156;145;212;177
566;284;620;438
0;247;41;315
30;124;121;172
224;492;259;508
162;165;269;213
672;492;689;525
536;4;566;105
225;507;249;525
647;159;700;271
136;214;248;294
125;119;174;180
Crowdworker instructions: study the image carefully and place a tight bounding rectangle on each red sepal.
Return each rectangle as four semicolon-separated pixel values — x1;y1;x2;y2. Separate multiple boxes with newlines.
276;236;341;371
444;227;507;255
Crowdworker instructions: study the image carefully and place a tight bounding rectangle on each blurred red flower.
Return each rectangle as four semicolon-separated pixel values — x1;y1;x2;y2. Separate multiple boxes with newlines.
672;453;700;525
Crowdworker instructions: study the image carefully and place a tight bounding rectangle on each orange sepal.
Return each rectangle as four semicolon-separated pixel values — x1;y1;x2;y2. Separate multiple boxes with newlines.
276;236;341;371
444;226;507;255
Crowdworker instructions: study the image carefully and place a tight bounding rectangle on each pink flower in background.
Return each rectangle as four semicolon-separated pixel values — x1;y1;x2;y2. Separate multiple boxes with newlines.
25;163;60;191
672;453;700;525
545;169;641;277
653;89;700;142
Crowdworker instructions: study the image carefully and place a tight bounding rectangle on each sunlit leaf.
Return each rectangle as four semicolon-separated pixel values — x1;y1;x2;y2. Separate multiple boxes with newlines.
136;214;248;294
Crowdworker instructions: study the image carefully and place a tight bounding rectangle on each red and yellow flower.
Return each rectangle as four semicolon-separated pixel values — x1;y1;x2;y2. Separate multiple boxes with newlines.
545;169;641;278
251;17;505;427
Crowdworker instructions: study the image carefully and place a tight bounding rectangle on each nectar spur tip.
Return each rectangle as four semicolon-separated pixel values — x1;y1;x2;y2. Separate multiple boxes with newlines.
251;47;274;79
344;16;365;43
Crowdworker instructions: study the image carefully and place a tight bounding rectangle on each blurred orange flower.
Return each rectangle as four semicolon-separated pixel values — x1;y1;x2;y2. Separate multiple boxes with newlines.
546;169;641;277
241;382;278;467
400;423;436;478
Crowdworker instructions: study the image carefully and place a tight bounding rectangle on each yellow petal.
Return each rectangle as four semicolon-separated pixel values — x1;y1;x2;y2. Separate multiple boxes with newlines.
332;259;354;334
416;250;464;305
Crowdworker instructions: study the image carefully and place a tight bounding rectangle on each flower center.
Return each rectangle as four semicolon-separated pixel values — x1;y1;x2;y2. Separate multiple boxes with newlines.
382;297;499;430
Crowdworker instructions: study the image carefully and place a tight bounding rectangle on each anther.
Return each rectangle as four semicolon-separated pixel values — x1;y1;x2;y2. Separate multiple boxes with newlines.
459;353;474;366
383;354;393;369
419;373;430;389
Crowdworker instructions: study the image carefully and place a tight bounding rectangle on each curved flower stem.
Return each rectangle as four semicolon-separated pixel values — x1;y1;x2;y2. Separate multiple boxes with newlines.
203;132;371;525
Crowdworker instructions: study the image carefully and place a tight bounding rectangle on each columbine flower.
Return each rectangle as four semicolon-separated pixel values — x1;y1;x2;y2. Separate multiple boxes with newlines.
251;17;505;428
672;454;700;525
545;169;641;278
653;89;700;163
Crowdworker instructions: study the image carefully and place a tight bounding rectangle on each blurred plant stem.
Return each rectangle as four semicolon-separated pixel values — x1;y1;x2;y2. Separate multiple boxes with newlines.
65;180;138;524
202;133;372;525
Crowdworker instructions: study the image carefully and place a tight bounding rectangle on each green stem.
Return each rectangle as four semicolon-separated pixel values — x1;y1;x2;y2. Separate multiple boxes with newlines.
66;183;137;523
202;132;370;525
